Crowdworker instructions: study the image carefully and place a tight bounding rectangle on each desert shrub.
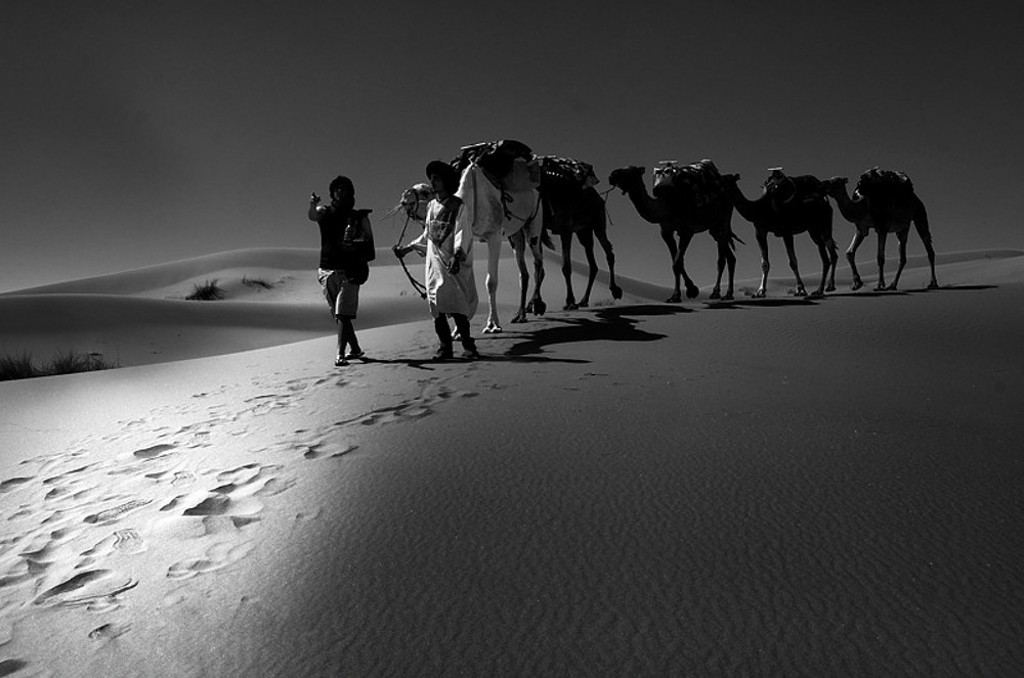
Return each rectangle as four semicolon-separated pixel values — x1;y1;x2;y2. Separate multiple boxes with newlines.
0;353;37;381
186;279;225;300
242;275;275;290
49;350;115;375
0;351;118;382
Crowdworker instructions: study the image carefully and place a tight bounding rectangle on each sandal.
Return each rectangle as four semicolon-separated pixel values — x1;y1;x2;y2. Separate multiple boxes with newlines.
345;350;366;360
334;357;349;367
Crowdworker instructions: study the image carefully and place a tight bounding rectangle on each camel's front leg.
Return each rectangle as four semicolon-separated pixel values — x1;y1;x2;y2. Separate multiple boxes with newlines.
482;233;503;333
673;230;699;299
783;234;807;296
887;230;909;290
755;230;770;298
712;234;736;300
522;233;546;318
661;227;682;302
876;232;892;290
846;228;868;290
593;223;622;300
560;232;578;310
576;229;599;307
510;232;531;324
824;237;838;293
808;234;830;298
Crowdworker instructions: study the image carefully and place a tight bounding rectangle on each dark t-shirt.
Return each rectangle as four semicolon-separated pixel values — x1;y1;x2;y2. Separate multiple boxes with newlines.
317;206;374;280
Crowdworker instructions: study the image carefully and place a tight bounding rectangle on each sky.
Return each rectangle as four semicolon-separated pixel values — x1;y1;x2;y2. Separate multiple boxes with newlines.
2;0;1023;293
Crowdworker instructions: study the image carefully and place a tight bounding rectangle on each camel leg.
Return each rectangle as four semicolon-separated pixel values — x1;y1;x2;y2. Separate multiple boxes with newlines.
511;231;546;323
593;219;621;300
509;232;529;323
824;235;838;293
888;229;910;291
673;230;699;299
913;201;939;288
576;229;599;307
846;228;868;290
526;232;546;316
560;232;578;310
784;234;807;296
482;233;503;334
711;231;736;300
755;230;770;298
661;227;682;302
808;233;829;298
875;231;889;291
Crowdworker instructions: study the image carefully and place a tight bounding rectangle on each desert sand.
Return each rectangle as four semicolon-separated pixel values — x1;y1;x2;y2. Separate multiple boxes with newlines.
2;246;1023;676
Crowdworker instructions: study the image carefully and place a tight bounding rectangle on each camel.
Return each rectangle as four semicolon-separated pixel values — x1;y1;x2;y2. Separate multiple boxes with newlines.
453;140;546;334
607;160;740;302
538;155;622;309
722;169;838;298
823;169;938;291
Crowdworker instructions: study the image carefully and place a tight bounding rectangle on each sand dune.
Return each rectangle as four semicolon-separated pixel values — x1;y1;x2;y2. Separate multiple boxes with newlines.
1;247;1023;676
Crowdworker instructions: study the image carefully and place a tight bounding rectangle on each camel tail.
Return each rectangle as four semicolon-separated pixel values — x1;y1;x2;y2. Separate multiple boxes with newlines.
729;231;745;250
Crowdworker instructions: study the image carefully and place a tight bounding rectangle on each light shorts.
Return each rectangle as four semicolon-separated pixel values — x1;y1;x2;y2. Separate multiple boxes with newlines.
317;269;359;319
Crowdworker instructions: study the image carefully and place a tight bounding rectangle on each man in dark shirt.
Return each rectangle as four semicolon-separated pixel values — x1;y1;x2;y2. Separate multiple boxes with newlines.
308;175;375;366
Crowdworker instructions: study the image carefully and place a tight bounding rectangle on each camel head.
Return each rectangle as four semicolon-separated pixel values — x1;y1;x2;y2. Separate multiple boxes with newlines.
607;166;646;194
400;183;432;222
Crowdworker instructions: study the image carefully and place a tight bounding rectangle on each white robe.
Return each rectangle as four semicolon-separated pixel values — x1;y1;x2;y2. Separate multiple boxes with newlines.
408;198;479;318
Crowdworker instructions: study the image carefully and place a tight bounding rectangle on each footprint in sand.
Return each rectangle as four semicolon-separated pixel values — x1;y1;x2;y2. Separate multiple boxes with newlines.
34;569;138;607
304;443;358;460
112;529;146;554
0;659;29;676
0;477;34;494
84;499;152;525
88;621;132;642
166;541;255;580
80;529;147;558
133;443;176;460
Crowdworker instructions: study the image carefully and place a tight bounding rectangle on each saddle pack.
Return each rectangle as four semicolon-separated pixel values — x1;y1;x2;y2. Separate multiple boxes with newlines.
855;167;914;198
453;139;535;177
652;158;729;208
762;168;829;204
537;155;599;196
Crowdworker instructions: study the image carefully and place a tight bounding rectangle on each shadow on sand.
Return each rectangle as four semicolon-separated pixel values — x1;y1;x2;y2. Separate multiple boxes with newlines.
702;296;821;309
499;304;685;359
830;283;997;298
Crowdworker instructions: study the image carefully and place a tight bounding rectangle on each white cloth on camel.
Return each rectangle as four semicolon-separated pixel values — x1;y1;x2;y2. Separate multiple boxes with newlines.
407;197;479;319
456;161;543;242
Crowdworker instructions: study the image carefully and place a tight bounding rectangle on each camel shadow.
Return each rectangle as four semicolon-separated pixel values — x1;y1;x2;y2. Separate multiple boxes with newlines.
502;305;681;358
828;290;910;298
702;297;821;309
908;284;998;292
831;284;997;298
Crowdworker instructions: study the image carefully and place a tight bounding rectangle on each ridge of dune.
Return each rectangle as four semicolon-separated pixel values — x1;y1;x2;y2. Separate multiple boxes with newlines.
5;246;1019;298
2;246;1022;371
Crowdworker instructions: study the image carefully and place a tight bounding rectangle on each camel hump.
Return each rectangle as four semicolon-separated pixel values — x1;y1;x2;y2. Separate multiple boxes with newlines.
764;170;828;203
855;167;914;197
538;155;599;195
653;158;729;205
454;139;534;177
